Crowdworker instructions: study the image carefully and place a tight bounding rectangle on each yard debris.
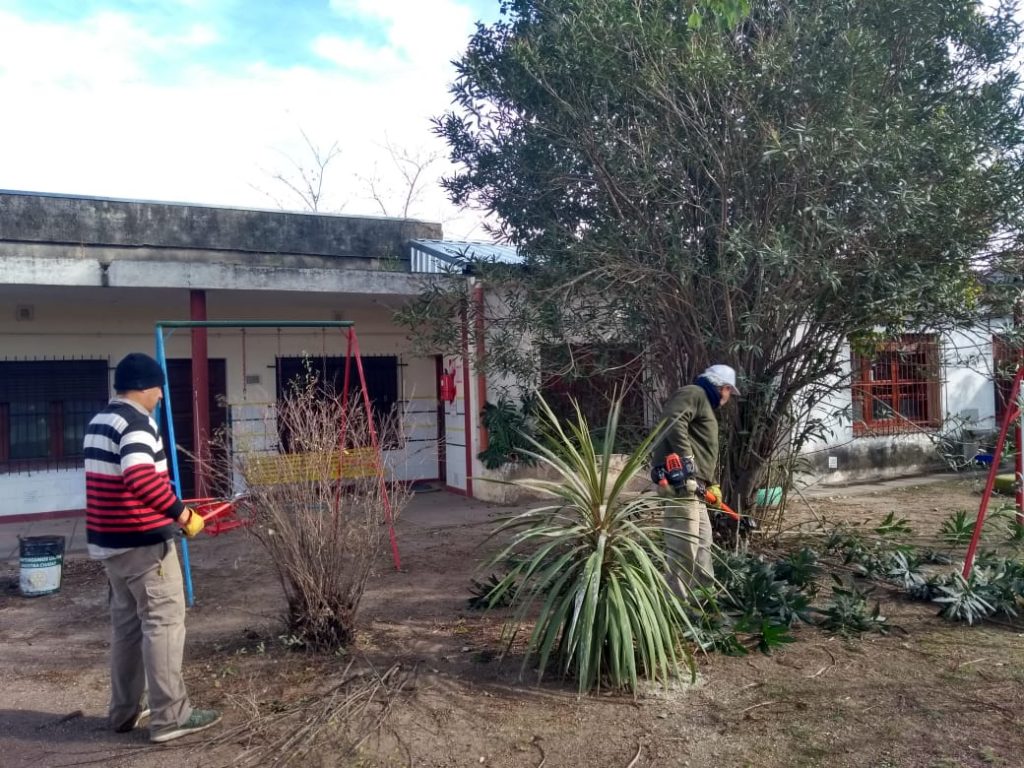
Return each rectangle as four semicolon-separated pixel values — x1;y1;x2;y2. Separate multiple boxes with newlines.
204;659;416;768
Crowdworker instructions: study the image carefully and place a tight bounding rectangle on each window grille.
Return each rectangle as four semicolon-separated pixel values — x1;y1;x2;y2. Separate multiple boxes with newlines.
992;334;1022;427
540;344;646;450
274;355;400;451
0;359;109;473
851;335;941;436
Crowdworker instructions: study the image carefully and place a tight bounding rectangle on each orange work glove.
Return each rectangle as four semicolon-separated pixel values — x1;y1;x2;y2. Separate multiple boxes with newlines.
705;484;724;509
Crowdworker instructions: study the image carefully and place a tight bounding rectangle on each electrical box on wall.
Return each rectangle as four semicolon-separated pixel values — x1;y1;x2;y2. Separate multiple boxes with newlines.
828;456;838;470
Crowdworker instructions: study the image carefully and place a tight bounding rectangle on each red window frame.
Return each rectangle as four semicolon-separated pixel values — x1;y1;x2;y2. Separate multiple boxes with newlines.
992;333;1023;427
851;335;941;436
539;343;646;448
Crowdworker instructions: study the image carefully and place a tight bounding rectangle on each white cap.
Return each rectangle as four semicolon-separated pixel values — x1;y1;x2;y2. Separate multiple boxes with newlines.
701;364;740;396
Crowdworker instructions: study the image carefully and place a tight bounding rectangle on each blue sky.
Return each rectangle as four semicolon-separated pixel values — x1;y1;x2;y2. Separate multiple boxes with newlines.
0;0;502;236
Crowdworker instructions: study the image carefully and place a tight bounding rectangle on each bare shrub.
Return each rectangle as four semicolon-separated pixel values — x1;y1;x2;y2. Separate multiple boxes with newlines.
223;380;409;651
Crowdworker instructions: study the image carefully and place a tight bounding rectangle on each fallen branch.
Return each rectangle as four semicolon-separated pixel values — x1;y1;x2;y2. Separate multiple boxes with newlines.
624;742;642;768
205;659;417;768
740;700;779;716
532;735;546;768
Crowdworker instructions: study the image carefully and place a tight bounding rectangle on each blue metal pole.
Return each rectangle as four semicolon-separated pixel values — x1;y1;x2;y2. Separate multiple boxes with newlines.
155;325;195;607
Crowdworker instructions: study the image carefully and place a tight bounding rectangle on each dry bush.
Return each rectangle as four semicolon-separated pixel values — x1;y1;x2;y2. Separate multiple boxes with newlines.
218;380;410;651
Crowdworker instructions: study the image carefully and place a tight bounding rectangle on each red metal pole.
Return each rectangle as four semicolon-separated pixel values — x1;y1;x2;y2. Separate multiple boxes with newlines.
460;302;474;498
1015;301;1023;524
1016;412;1023;526
349;329;401;570
963;366;1024;577
473;283;489;456
189;290;210;497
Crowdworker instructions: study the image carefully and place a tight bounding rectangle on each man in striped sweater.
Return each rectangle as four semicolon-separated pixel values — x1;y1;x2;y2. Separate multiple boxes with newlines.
85;352;221;744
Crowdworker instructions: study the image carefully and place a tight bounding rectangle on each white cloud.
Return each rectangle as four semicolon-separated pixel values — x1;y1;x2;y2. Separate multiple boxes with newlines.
0;5;491;239
311;35;406;75
328;0;476;63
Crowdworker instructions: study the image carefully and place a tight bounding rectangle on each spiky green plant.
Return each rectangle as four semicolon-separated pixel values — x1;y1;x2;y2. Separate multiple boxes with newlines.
482;394;697;693
933;560;1024;624
818;577;889;637
939;510;976;547
883;550;927;593
874;511;913;539
933;572;996;625
774;547;821;592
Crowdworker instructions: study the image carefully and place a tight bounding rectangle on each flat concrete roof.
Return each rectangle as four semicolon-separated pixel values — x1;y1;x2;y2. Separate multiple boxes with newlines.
0;189;442;261
0;190;447;292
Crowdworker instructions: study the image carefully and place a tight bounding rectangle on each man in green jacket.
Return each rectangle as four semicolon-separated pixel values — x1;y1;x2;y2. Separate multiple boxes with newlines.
652;364;740;594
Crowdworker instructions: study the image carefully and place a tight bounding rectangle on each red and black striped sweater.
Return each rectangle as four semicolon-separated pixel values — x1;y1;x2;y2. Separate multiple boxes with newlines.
84;398;185;549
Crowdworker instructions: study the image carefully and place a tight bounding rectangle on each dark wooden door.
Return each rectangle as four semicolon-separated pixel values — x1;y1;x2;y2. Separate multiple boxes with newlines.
159;359;227;499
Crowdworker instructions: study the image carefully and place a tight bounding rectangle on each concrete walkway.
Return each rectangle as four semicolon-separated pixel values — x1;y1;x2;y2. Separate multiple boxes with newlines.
798;470;973;499
0;514;87;563
0;488;504;564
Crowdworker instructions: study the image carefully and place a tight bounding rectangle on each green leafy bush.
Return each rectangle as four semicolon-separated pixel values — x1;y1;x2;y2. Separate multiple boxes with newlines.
477;395;537;469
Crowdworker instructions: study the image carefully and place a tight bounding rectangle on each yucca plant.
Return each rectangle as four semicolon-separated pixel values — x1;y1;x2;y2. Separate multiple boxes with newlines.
481;394;697;694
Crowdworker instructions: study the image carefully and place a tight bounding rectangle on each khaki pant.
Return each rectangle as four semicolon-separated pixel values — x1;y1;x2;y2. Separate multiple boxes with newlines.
103;540;193;733
661;491;714;595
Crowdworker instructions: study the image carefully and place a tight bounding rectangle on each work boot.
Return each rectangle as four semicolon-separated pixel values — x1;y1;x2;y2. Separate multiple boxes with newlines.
150;708;222;744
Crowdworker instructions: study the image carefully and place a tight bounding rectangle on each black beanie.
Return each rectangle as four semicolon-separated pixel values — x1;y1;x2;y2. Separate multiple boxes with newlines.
114;353;166;391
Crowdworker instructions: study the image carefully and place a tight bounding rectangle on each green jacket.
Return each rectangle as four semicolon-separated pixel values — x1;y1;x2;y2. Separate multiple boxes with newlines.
652;384;719;484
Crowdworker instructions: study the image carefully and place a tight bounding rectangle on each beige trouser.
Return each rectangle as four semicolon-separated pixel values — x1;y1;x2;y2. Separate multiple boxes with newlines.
103;540;193;733
662;491;714;595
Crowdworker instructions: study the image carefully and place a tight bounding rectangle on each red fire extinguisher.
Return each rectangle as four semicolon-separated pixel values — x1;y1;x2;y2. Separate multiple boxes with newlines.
440;364;457;403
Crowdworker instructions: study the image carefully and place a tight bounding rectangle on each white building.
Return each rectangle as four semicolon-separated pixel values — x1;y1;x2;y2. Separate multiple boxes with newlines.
1;191;1014;518
0;191;494;519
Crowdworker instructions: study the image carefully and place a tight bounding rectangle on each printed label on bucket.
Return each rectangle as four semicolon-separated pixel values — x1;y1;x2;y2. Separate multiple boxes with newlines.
20;555;63;596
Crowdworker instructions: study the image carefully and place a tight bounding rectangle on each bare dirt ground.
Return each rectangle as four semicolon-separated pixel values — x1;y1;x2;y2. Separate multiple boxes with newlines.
2;476;1023;768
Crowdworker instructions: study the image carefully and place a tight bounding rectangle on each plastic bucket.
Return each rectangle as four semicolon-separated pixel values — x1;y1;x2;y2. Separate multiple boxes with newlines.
19;535;66;597
754;486;783;507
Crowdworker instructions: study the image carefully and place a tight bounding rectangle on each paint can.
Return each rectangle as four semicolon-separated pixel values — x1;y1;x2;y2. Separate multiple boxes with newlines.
19;535;66;597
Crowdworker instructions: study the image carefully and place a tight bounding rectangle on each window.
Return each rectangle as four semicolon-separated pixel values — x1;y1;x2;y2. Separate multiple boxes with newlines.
540;344;646;450
992;334;1022;428
0;359;110;472
851;335;940;435
275;355;400;450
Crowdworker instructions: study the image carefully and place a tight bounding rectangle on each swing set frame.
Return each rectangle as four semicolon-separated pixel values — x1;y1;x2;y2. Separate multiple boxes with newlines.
154;320;402;607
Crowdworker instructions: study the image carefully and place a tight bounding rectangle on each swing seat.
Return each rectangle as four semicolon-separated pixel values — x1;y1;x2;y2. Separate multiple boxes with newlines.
246;447;379;485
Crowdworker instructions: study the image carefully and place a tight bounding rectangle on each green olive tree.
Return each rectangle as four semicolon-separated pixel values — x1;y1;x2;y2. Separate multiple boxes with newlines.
422;0;1024;505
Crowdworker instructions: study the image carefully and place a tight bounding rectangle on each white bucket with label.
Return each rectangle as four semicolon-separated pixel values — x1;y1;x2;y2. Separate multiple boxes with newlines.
19;535;66;597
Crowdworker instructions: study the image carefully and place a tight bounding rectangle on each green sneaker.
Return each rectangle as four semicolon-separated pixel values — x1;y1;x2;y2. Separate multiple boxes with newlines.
150;708;222;744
